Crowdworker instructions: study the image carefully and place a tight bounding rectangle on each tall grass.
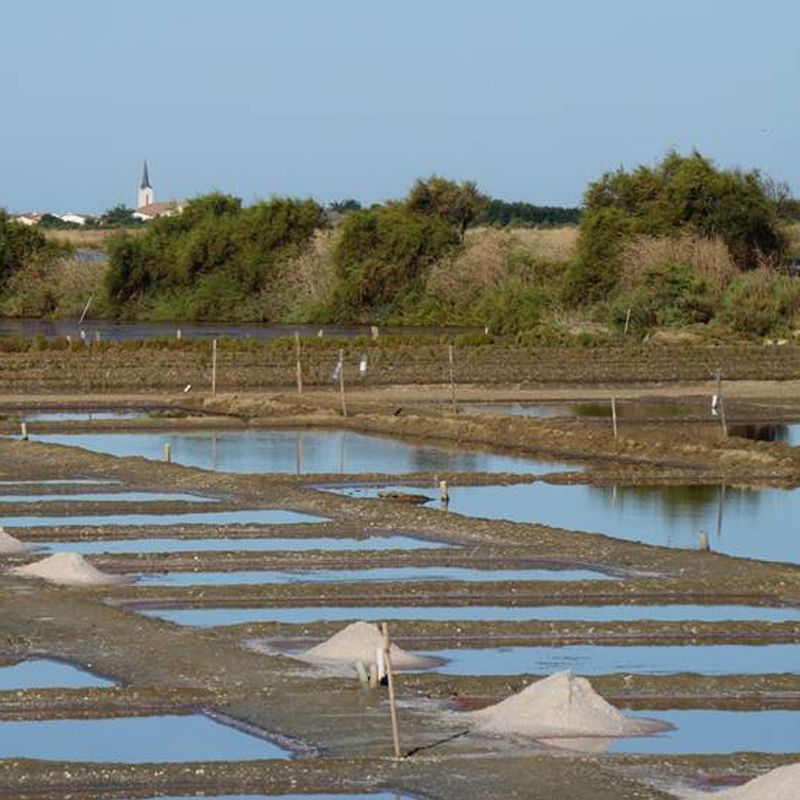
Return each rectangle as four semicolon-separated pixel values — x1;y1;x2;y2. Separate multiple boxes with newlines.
42;228;143;250
620;233;739;298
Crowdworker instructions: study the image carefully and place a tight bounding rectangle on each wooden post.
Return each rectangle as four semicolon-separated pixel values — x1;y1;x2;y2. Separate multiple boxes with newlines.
211;338;218;396
714;370;727;437
623;307;631;336
163;442;171;463
78;295;93;325
611;397;618;441
439;479;449;507
338;349;347;418
20;422;28;441
294;331;303;395
381;622;402;760
448;344;456;412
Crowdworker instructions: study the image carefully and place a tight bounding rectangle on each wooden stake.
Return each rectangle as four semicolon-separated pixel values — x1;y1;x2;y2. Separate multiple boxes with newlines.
623;307;631;336
381;622;402;760
211;339;218;396
448;344;456;412
338;348;347;418
294;331;303;395
20;422;28;441
611;397;618;441
78;295;93;325
163;442;171;463
714;370;727;437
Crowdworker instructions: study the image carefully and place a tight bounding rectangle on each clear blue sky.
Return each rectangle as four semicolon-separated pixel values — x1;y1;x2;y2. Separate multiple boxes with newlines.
2;0;798;213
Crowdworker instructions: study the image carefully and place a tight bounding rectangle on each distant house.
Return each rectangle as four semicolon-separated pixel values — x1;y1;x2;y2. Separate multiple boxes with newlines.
11;212;43;226
133;159;181;221
133;201;181;221
56;212;92;226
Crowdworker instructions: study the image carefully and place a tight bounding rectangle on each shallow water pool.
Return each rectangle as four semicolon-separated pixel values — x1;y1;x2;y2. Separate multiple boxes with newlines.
32;429;577;475
608;709;800;754
0;509;324;528
462;400;701;419
44;534;447;555
0;491;216;504
334;483;800;564
23;410;150;422
434;643;800;676
0;713;288;762
142;604;800;627
139;564;611;586
0;658;115;690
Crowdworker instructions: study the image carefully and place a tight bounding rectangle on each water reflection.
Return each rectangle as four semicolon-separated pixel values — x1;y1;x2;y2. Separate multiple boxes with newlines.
33;430;575;475
463;401;701;419
433;643;800;676
143;604;800;627
0;658;115;690
0;714;288;761
333;483;799;563
730;423;795;444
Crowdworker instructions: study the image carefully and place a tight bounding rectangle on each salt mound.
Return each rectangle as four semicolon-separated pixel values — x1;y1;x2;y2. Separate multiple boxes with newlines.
301;621;439;671
683;763;800;800
469;671;667;739
0;527;34;555
8;552;131;587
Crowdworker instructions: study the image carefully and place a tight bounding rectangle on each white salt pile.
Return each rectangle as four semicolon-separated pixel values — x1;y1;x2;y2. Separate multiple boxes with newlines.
8;552;132;587
299;621;440;672
468;670;667;739
0;527;34;555
679;763;800;800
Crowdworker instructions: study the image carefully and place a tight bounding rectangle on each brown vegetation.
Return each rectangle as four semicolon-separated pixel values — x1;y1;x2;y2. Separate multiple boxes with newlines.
620;233;739;298
42;227;143;249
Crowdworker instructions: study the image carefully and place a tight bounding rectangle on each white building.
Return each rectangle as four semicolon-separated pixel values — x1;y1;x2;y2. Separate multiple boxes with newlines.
137;160;155;209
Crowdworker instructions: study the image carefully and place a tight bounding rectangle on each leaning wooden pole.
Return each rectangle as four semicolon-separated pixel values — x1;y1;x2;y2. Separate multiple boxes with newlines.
381;622;402;760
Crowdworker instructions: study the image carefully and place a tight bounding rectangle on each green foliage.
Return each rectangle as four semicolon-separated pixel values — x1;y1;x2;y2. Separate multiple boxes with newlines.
611;262;714;333
474;282;543;334
477;200;580;227
719;271;800;337
587;151;784;265
562;207;631;305
328;199;362;214
330;205;460;322
406;176;489;239
104;193;326;320
101;204;142;227
0;210;67;287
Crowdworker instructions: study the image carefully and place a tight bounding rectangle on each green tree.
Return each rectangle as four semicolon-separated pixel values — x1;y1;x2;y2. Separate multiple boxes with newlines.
330;204;460;321
406;176;489;240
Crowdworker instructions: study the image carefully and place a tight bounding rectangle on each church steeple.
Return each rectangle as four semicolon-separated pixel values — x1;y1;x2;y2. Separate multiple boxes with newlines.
137;160;155;209
140;160;152;190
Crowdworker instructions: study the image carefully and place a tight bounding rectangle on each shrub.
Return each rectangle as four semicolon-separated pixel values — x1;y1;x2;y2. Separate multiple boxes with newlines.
718;270;800;337
611;262;713;333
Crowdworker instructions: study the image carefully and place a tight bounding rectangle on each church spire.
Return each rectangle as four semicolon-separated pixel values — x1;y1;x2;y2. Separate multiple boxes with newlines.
137;160;155;209
140;160;152;190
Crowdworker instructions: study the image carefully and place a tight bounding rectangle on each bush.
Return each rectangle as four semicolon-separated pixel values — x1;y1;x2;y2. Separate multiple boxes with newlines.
611;262;713;333
718;270;800;337
329;204;460;322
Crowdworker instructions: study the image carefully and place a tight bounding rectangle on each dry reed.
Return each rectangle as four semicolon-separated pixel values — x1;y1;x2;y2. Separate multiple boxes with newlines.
620;233;738;297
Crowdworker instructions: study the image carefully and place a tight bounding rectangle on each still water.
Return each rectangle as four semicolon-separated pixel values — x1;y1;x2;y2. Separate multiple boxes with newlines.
0;317;477;342
22;410;150;422
138;565;612;586
434;643;800;676
462;401;702;419
334;483;800;563
43;534;446;555
608;709;800;754
0;509;323;527
0;714;288;761
142;604;800;627
0;491;216;504
32;430;575;475
0;658;115;690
